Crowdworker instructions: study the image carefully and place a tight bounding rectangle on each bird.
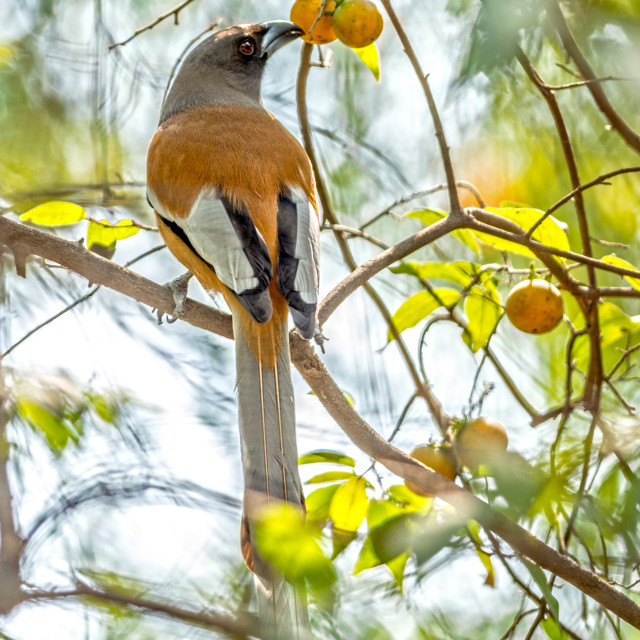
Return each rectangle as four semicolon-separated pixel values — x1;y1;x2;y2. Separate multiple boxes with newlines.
146;21;319;638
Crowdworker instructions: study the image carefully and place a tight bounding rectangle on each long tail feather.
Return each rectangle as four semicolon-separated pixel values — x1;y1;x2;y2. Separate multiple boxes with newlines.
233;313;310;638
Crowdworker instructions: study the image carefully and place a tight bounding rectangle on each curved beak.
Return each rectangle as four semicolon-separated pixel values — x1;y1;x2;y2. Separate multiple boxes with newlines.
260;20;304;58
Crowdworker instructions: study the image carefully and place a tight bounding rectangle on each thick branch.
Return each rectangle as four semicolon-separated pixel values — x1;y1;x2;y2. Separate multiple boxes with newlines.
0;216;233;341
28;582;258;638
288;337;640;628
3;218;640;626
0;370;24;615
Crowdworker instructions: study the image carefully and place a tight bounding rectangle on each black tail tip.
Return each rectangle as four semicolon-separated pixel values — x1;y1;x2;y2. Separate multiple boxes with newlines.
237;289;273;323
291;308;316;340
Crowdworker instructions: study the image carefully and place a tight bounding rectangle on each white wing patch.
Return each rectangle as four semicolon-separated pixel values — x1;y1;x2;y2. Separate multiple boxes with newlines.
148;186;266;295
288;186;320;306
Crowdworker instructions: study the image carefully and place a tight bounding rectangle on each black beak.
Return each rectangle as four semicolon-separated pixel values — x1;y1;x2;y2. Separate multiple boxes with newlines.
260;21;304;58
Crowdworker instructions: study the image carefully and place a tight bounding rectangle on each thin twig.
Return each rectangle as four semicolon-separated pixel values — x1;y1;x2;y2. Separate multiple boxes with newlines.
546;0;640;154
516;47;602;409
0;245;165;361
0;371;24;615
109;0;200;50
531;166;640;233
359;180;485;231
379;0;463;218
546;75;633;91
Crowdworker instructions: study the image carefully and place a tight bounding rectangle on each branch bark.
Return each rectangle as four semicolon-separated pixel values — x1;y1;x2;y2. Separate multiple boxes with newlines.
28;582;258;638
2;218;640;627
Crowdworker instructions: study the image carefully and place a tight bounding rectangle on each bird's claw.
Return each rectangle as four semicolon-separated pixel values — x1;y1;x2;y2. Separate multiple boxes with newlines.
313;327;327;353
156;271;193;324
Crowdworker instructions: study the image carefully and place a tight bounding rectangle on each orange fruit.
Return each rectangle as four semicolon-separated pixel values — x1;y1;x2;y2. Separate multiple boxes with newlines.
505;278;564;335
405;444;456;496
332;0;383;48
290;0;337;44
455;417;508;470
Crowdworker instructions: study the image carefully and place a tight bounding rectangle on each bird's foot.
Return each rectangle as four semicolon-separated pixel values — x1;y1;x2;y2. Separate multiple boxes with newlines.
156;271;193;324
313;327;327;353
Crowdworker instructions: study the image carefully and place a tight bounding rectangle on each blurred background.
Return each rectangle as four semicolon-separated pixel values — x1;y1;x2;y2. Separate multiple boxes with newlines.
1;0;640;638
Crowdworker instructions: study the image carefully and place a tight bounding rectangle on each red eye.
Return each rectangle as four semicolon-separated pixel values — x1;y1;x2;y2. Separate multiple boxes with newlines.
238;39;255;56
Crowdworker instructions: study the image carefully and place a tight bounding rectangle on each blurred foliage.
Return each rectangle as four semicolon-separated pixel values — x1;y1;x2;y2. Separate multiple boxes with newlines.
1;0;640;638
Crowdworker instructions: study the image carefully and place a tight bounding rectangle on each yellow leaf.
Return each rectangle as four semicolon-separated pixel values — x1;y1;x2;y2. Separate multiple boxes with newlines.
352;43;380;81
602;254;640;292
329;477;368;533
87;219;139;251
471;207;570;258
0;44;14;67
20;201;86;226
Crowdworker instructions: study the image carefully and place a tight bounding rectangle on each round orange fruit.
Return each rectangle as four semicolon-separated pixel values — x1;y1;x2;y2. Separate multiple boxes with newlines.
290;0;337;44
332;0;383;48
455;417;508;470
405;444;456;497
505;278;564;335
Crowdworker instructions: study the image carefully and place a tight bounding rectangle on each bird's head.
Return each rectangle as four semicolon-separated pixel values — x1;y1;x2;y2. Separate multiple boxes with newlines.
160;21;304;122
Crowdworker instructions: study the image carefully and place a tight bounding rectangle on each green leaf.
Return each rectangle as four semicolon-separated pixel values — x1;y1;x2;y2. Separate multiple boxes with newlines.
470;207;570;258
389;260;481;288
370;513;416;563
20;201;86;226
596;464;622;510
87;393;118;423
385;552;408;591
413;519;461;565
306;470;356;484
351;43;380;81
522;559;560;621
574;302;640;370
0;44;15;67
367;498;406;528
466;520;494;586
306;483;342;524
354;535;383;574
408;209;479;253
492;452;547;515
299;449;356;467
253;504;336;591
388;288;460;341
541;616;569;640
79;568;149;598
602;254;640;291
329;477;369;533
464;285;503;352
387;484;429;511
87;219;139;253
17;399;72;452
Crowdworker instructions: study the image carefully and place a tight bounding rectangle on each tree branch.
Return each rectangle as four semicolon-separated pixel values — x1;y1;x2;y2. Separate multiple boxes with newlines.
0;369;25;615
27;582;258;639
546;0;640;155
109;0;200;50
515;47;602;409
3;218;640;626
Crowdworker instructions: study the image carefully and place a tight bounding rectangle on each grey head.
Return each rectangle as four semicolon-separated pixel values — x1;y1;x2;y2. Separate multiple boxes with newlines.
160;21;304;123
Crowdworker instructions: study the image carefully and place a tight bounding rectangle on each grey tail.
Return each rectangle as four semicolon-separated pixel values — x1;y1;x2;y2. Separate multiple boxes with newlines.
233;313;310;638
255;575;311;640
